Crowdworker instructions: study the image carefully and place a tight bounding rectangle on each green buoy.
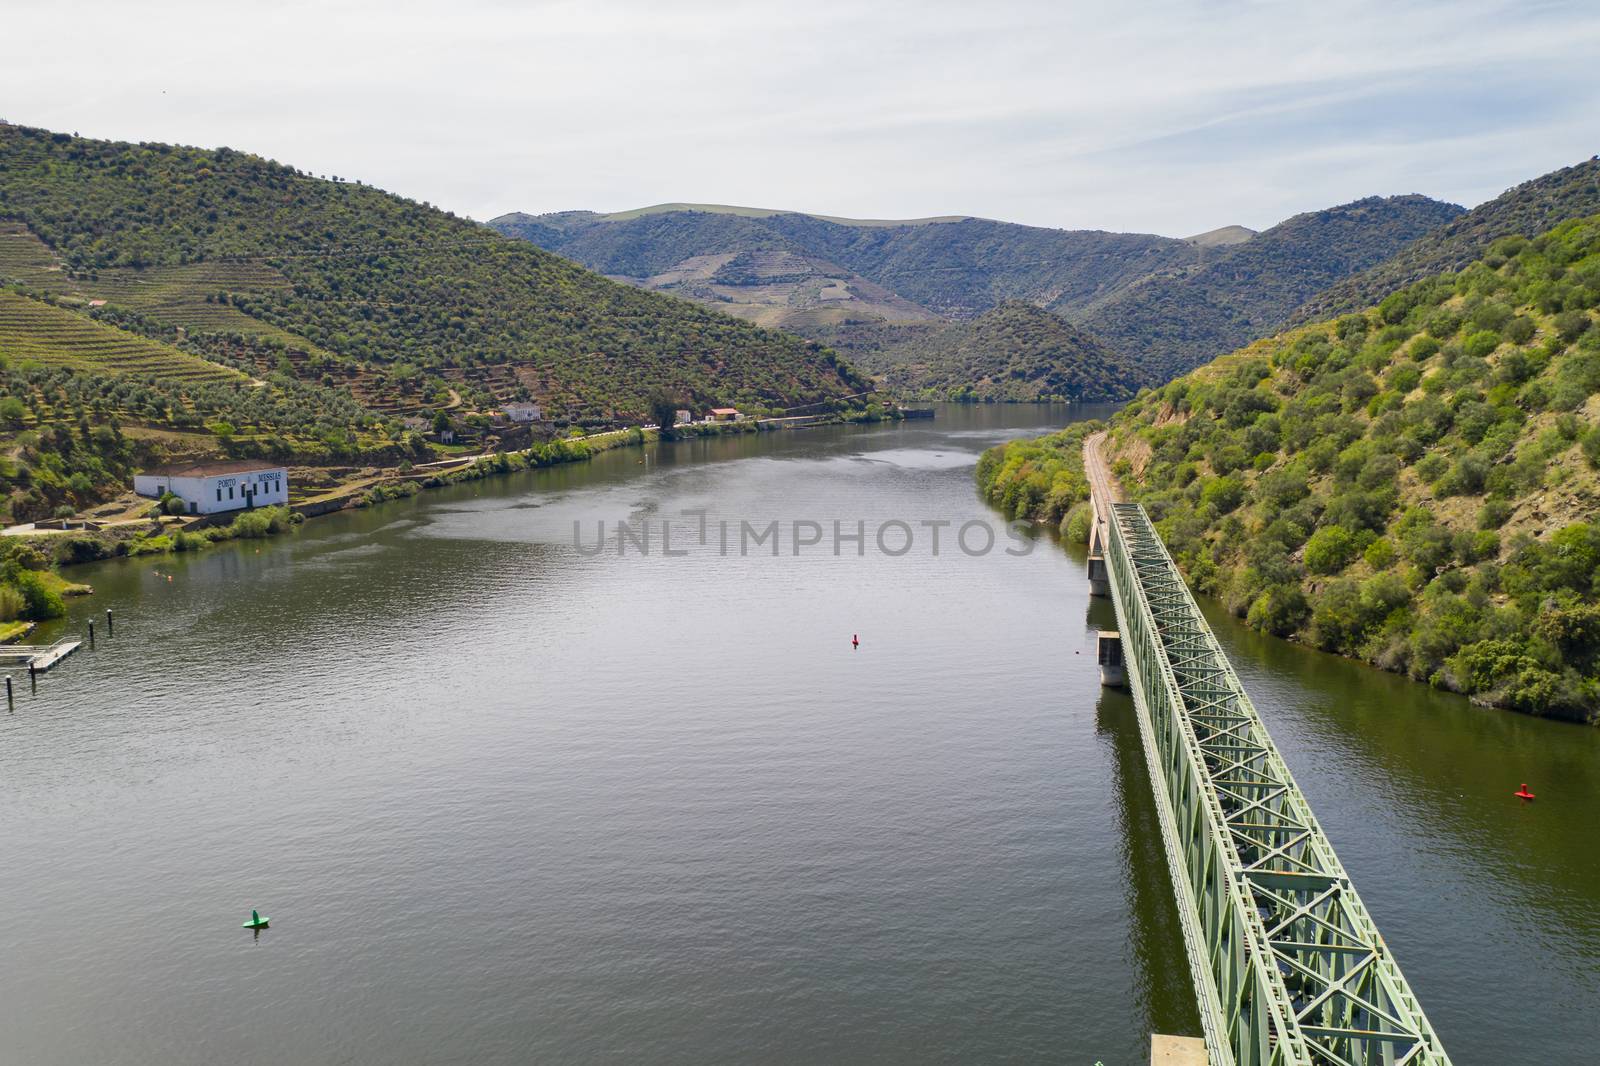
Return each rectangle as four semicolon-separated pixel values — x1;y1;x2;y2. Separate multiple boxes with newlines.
243;909;270;929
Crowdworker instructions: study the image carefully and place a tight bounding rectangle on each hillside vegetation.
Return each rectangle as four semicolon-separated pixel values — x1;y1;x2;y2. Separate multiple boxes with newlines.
1073;196;1464;383
1293;158;1600;325
853;301;1134;402
0;125;866;423
982;216;1600;723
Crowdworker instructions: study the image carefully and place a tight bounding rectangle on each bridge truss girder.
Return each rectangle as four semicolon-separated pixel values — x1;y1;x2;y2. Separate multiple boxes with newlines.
1103;503;1451;1066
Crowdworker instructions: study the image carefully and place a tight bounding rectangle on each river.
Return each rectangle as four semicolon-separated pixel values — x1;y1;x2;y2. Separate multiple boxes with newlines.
0;404;1593;1064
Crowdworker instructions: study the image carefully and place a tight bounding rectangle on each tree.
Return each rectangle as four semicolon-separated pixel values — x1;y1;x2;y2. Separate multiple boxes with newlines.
647;390;684;432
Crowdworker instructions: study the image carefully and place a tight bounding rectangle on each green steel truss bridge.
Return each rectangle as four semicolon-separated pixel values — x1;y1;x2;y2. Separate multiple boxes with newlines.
1086;448;1452;1065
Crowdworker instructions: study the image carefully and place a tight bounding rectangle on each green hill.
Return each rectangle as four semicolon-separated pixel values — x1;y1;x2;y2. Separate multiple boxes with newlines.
1292;158;1600;325
1071;195;1465;383
851;301;1134;402
980;215;1600;724
0;124;867;423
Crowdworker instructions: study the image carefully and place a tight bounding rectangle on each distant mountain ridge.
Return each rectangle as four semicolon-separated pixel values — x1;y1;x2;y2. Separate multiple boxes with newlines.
1074;195;1466;381
492;159;1600;402
590;203;977;227
489;207;1209;326
1291;157;1600;325
492;193;1463;389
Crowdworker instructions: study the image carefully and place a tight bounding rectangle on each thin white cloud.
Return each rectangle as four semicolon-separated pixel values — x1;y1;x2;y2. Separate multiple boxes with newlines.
2;0;1597;235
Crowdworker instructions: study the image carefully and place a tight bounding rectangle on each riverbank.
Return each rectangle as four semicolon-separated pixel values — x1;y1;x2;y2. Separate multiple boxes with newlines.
16;408;910;583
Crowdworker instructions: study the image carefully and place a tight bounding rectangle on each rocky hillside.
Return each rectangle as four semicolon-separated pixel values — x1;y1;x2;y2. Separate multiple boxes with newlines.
981;215;1600;723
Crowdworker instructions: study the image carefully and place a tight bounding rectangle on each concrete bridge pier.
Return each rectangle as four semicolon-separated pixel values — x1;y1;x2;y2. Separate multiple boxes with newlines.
1095;630;1124;688
1086;499;1111;597
1150;1034;1207;1065
1086;553;1111;597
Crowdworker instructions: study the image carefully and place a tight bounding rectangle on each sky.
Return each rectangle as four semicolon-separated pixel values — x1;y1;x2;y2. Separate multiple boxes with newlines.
4;0;1599;236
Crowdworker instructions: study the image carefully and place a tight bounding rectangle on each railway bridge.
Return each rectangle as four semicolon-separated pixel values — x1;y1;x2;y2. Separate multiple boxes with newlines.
1083;434;1452;1066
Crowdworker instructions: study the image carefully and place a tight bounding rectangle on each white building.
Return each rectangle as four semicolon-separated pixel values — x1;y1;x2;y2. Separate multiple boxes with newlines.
503;402;543;423
133;460;289;516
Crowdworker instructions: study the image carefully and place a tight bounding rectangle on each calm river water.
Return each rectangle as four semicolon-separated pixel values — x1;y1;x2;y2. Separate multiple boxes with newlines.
1;405;1594;1064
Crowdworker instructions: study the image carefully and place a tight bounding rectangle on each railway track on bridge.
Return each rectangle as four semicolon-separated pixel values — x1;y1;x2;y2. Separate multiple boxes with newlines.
1084;434;1451;1066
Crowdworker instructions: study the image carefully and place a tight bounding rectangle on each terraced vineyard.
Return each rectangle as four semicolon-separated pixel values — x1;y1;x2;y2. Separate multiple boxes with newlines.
0;290;245;383
0;223;337;358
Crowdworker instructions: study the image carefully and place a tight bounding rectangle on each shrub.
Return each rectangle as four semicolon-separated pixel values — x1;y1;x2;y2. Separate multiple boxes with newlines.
1247;584;1309;636
0;584;25;622
55;535;114;564
1414;452;1448;483
1554;309;1591;342
127;534;174;556
1425;309;1460;339
1063;503;1093;544
1363;538;1396;569
1470;302;1512;332
11;570;64;621
1304;525;1361;574
1578;427;1600;469
1309;579;1370;653
227;505;292;539
1395;510;1454;572
1200;476;1245;515
1434;454;1489;497
1462;330;1501;359
1478;497;1513;529
1409;336;1441;361
1454;529;1500;563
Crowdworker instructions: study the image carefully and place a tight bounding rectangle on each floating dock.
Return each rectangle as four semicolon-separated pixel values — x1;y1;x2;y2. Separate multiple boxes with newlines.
0;637;83;673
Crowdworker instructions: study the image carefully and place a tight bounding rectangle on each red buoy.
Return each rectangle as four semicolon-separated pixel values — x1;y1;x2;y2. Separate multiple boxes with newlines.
852;633;859;649
1514;783;1536;801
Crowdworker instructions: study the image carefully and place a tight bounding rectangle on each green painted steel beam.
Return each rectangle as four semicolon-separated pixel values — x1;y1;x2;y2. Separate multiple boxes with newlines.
1101;502;1451;1066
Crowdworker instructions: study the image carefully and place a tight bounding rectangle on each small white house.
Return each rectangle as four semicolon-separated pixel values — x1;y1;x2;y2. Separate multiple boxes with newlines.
503;402;543;423
133;460;288;516
674;409;693;425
